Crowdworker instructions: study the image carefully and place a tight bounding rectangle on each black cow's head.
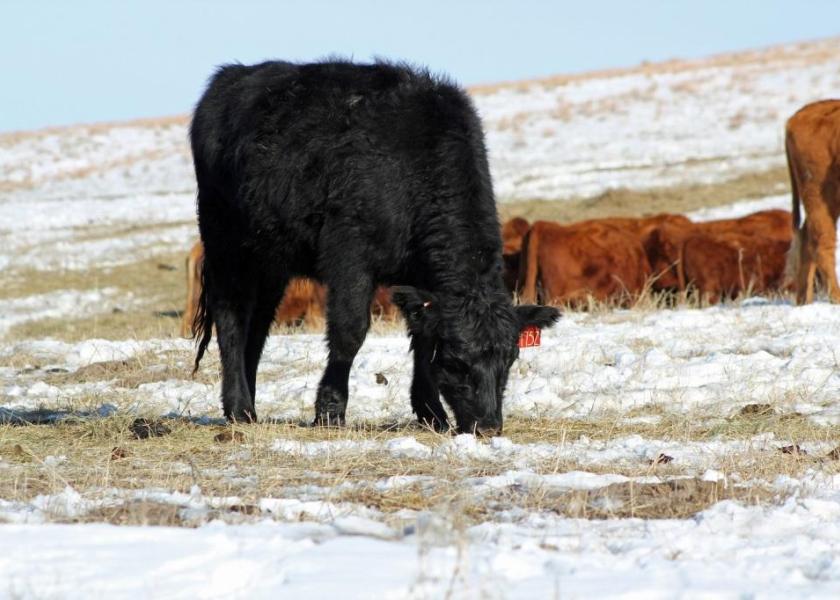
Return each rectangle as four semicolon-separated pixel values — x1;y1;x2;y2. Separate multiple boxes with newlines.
392;286;560;435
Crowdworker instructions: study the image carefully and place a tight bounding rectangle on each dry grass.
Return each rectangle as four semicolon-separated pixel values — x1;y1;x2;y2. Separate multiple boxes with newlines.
0;411;835;526
0;251;186;302
559;478;770;519
497;166;789;223
40;352;216;388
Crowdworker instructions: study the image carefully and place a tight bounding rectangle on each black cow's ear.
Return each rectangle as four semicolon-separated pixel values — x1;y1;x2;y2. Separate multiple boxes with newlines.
390;286;440;336
515;304;561;330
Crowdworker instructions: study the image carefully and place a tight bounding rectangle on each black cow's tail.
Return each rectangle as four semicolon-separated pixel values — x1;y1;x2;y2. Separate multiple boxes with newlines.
192;260;213;376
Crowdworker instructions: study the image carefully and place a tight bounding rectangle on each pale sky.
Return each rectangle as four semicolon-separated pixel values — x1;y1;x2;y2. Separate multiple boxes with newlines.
2;0;839;131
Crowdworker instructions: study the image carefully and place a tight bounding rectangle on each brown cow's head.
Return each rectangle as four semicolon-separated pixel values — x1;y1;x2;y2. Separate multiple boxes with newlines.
391;286;559;435
644;224;688;291
501;217;530;293
501;217;530;255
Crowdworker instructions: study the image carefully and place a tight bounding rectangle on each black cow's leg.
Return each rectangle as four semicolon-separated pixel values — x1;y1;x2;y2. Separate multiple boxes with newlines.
202;241;257;423
314;276;375;426
244;280;287;406
410;336;450;432
213;296;256;422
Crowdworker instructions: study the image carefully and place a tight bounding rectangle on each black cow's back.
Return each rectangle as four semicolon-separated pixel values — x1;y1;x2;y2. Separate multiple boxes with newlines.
190;60;501;288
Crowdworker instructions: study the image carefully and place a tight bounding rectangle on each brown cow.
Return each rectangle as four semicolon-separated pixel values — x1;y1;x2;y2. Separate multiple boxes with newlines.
371;286;399;321
514;213;692;294
589;214;692;291
698;209;790;241
181;241;206;338
678;232;790;303
518;220;652;306
645;210;790;296
784;100;840;304
275;279;327;328
180;241;396;337
501;217;530;293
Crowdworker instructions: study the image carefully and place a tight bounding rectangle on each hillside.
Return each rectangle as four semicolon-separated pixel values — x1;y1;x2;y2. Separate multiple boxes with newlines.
474;37;840;203
3;38;839;209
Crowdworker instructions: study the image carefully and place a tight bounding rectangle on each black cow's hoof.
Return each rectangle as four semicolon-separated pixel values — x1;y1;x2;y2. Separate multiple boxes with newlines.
314;386;347;427
313;413;346;427
226;407;257;424
417;416;451;434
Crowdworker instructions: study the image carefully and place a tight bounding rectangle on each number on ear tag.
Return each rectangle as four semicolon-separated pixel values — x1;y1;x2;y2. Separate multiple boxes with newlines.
518;325;541;348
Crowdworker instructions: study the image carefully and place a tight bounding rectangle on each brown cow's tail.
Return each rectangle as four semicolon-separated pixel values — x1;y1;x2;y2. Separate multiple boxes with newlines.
518;224;540;304
786;130;801;229
784;129;802;285
675;240;688;293
192;260;213;376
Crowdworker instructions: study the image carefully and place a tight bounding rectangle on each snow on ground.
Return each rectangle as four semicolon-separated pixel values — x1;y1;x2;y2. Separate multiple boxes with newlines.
689;193;790;221
474;38;840;201
3;276;840;596
2;490;840;598
0;289;120;337
4;300;840;426
3;40;840;599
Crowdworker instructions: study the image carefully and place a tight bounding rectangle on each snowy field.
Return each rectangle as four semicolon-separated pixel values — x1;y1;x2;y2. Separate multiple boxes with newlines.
475;38;840;201
1;40;840;599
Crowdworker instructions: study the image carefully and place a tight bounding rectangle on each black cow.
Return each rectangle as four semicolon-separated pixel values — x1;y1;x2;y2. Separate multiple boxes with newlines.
190;60;559;435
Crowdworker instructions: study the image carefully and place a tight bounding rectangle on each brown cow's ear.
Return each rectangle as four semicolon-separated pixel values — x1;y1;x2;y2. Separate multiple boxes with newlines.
390;286;441;337
515;304;560;330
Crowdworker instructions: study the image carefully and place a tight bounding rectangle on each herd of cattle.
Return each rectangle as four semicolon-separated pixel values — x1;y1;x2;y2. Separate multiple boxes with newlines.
179;98;840;338
180;207;791;336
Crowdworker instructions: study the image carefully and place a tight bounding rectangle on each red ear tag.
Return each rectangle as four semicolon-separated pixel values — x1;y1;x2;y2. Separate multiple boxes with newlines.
518;325;541;348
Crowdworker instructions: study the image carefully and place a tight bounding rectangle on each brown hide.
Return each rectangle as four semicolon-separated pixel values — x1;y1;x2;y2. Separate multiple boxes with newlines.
518;220;652;306
180;241;396;337
678;232;791;303
501;217;530;293
784;100;840;304
647;210;791;295
180;241;206;338
590;214;693;291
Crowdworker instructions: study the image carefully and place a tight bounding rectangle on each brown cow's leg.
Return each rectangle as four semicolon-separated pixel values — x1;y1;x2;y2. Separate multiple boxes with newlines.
804;195;840;303
796;225;817;305
180;253;194;338
181;244;202;338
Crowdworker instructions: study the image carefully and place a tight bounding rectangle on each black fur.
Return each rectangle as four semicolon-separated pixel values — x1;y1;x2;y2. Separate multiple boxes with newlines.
190;59;559;433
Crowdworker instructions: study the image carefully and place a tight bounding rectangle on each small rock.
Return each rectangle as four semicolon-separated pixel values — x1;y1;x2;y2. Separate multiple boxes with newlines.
779;444;807;456
129;418;172;439
375;372;388;385
110;447;129;461
157;263;177;271
739;404;775;417
214;430;245;443
648;453;674;465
